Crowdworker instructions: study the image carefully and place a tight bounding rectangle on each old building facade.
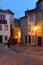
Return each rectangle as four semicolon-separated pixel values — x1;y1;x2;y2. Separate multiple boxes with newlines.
0;9;14;44
13;18;21;44
20;16;27;44
20;0;43;46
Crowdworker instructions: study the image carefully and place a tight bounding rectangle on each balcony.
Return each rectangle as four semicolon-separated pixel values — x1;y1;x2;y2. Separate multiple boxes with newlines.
0;20;7;24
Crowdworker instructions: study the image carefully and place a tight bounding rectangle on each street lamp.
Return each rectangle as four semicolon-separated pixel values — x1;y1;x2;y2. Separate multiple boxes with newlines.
32;25;39;45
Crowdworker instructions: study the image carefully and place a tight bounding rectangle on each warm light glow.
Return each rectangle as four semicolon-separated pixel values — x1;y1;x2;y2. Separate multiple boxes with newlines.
13;28;21;39
18;31;21;37
32;26;39;32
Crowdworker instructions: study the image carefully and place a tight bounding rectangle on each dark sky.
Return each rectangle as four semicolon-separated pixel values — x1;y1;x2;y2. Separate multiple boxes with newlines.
0;0;38;18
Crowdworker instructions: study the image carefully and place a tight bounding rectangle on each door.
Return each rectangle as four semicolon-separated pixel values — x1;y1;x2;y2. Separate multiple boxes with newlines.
38;37;42;46
0;36;2;43
25;36;27;43
29;36;31;43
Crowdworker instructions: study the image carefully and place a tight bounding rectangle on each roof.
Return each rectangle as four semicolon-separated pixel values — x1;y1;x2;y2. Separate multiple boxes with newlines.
14;18;20;27
0;20;7;24
20;16;27;19
25;8;43;15
25;9;37;15
36;0;43;4
0;9;14;15
25;9;36;13
25;0;43;14
14;18;20;22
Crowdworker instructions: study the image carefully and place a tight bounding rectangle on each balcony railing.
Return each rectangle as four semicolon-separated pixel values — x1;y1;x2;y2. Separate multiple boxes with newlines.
0;20;7;24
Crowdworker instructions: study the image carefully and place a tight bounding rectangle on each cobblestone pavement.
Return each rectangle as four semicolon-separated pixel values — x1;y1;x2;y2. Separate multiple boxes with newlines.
0;44;43;65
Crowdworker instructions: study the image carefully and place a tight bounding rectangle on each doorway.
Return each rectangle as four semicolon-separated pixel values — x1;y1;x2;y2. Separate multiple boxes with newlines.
38;37;42;46
25;36;27;43
0;36;2;43
29;36;31;43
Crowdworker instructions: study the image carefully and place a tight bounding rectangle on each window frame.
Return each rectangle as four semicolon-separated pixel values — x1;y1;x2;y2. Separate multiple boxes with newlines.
0;25;2;30
4;24;8;30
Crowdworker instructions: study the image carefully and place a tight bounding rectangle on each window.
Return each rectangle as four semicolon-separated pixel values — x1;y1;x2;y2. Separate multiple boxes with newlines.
0;14;5;20
36;12;42;20
29;15;33;21
0;14;2;20
42;12;43;19
28;25;31;32
0;25;2;30
4;25;8;30
3;15;5;20
14;22;19;27
5;36;8;41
